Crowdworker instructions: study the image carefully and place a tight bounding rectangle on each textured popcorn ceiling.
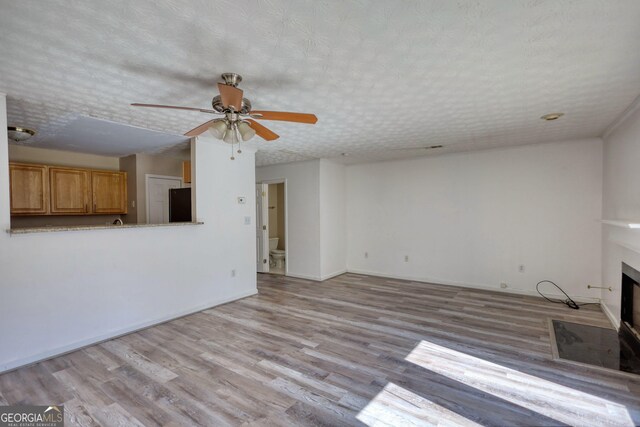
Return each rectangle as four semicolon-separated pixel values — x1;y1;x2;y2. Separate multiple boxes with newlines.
1;1;640;166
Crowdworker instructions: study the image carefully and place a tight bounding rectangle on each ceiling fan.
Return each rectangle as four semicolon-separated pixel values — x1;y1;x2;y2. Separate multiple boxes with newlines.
131;73;317;159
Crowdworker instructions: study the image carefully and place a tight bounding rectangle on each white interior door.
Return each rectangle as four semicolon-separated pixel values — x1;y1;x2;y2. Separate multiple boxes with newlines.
256;183;270;273
147;176;182;224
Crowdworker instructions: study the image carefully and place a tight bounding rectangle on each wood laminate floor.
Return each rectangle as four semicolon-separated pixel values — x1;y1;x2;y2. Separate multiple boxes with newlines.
1;273;639;426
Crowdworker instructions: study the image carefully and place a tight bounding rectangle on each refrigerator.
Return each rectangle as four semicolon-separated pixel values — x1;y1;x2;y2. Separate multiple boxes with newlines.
169;188;192;222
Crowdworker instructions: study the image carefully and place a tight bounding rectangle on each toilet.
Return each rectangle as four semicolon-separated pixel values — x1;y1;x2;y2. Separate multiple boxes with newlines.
269;238;286;270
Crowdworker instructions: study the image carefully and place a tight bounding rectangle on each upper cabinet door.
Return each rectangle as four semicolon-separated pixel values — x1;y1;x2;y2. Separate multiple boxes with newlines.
182;161;192;184
50;168;90;214
9;163;48;215
92;171;127;214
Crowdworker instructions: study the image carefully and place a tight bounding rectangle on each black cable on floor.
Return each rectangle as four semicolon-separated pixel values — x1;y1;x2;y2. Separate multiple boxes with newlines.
536;280;598;310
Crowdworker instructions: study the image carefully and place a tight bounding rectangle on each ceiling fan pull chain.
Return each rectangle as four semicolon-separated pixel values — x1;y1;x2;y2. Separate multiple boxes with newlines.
230;142;235;160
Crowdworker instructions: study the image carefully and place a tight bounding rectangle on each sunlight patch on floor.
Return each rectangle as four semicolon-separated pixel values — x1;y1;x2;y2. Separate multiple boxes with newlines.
356;381;481;427
405;340;633;427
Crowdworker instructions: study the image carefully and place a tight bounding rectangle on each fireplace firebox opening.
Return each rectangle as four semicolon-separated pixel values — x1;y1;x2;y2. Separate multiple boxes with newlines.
621;263;640;350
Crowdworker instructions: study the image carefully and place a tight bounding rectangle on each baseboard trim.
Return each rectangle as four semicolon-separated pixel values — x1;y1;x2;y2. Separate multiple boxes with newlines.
285;272;322;281
286;269;348;282
320;269;348;281
601;301;620;330
0;289;258;374
346;269;600;304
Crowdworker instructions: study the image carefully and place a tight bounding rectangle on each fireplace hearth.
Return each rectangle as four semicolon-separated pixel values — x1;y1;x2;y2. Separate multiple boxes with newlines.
552;320;640;375
549;263;640;375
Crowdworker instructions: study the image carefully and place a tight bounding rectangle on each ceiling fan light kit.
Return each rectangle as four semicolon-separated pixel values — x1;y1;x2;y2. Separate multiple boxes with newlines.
237;121;256;141
208;119;228;139
132;73;317;160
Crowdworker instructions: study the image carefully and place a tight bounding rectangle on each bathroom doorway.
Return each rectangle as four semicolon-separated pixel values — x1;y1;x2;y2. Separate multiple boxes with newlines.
257;179;287;276
267;182;286;275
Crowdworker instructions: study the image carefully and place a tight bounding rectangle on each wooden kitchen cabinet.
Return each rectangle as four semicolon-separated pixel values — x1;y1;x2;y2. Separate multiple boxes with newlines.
9;163;49;215
91;171;127;214
49;167;90;214
182;161;191;184
9;162;127;216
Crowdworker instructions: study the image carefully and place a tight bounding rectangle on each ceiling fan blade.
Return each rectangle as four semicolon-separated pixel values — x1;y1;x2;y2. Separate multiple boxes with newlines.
217;83;244;111
184;119;219;137
250;111;318;124
131;103;219;114
246;119;279;141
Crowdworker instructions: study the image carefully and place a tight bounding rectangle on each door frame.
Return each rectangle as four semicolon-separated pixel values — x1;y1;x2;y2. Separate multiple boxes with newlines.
258;179;288;276
145;174;183;224
256;183;269;273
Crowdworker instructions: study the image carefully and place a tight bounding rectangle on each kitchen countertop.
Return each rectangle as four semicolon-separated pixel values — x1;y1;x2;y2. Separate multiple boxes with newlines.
8;221;204;235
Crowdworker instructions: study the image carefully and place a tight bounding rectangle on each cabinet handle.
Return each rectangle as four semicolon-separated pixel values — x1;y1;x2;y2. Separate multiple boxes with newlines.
85;203;88;213
94;203;97;212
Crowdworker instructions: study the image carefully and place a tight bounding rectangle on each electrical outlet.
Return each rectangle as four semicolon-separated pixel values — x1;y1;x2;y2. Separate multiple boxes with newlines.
364;252;369;259
131;200;136;208
518;264;525;273
404;255;409;262
231;269;236;277
500;282;508;289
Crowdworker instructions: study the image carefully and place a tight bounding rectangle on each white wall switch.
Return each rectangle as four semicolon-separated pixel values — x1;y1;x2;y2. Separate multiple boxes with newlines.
244;216;251;225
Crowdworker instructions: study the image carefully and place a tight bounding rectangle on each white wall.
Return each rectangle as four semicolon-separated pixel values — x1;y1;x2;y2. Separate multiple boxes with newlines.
256;159;347;280
601;104;640;327
256;160;321;279
8;145;120;170
0;93;257;372
319;159;347;279
135;152;185;224
346;139;603;300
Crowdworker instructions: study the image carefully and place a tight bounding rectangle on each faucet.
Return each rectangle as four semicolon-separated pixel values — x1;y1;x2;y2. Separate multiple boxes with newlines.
112;218;123;226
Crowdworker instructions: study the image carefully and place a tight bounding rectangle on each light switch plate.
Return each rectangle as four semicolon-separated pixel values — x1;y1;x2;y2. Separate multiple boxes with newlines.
244;216;251;225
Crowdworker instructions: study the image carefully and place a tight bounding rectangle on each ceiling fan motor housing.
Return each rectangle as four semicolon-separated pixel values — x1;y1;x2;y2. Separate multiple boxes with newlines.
221;72;242;87
211;95;252;114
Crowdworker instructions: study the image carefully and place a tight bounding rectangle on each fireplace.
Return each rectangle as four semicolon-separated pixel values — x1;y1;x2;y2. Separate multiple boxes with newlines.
620;263;640;351
548;263;640;375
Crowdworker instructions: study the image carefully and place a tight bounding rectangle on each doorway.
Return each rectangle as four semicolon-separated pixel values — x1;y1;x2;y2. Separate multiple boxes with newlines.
256;180;287;275
146;175;182;224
